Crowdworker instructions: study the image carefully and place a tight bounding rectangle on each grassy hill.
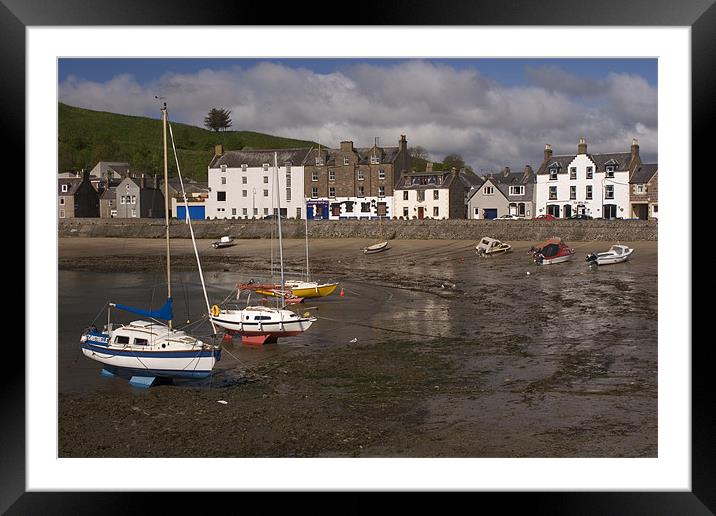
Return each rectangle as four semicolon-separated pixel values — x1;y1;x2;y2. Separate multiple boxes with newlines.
58;103;319;181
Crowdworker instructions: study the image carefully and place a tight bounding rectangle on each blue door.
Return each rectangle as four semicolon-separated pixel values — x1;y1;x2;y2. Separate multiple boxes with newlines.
321;204;329;220
484;208;498;220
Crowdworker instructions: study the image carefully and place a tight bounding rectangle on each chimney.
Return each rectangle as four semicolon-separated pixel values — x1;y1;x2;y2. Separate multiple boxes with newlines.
523;165;534;178
502;166;510;177
340;141;354;152
426;162;433;173
154;174;159;190
141;173;146;189
82;168;90;182
399;134;407;151
451;167;458;176
544;144;553;162
631;138;640;159
578;137;587;155
214;144;224;156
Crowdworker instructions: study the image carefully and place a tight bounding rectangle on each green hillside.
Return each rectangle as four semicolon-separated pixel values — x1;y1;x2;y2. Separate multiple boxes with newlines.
58;103;319;181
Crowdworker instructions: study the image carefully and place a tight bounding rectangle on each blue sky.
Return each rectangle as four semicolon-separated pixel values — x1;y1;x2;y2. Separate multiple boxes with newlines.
58;58;658;171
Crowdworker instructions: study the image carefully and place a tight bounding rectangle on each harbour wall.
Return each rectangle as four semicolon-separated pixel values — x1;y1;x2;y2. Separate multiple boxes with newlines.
59;218;658;241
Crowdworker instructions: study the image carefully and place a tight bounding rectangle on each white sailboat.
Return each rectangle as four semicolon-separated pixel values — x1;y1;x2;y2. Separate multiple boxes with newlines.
210;152;316;345
80;101;220;387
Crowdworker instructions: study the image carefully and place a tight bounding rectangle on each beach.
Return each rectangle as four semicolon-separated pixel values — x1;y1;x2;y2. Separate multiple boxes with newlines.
58;237;658;457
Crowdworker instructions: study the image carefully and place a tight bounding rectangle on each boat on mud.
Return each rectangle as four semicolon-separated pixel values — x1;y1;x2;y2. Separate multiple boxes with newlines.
211;236;235;249
586;244;634;265
363;241;389;254
529;237;575;265
476;237;512;257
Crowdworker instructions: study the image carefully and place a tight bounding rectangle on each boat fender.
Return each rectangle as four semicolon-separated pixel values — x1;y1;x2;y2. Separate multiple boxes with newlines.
211;305;221;317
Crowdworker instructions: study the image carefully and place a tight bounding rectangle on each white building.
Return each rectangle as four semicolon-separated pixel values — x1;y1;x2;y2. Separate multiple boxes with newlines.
206;146;312;220
534;138;641;219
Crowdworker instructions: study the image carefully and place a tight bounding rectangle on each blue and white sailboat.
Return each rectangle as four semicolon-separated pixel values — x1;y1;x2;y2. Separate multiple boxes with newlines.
80;101;220;387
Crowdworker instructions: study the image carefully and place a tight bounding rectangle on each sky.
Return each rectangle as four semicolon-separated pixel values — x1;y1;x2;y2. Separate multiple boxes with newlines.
58;58;658;172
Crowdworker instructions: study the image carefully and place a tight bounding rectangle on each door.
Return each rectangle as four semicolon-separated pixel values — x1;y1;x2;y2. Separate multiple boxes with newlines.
563;204;572;218
417;206;425;220
321;204;329;220
483;208;497;220
603;204;617;219
547;204;560;217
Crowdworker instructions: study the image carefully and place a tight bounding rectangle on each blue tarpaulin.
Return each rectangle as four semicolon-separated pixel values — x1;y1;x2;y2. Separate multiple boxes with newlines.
114;298;173;321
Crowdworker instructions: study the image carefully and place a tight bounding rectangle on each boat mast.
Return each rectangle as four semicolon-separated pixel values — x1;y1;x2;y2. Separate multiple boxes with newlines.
161;101;172;330
274;152;286;308
304;211;310;282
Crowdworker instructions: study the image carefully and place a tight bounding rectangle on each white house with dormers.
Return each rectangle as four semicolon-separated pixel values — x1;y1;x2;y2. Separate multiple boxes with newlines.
206;145;311;220
535;138;641;219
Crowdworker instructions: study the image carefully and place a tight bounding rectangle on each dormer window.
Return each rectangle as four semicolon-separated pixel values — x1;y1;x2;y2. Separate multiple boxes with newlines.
549;168;558;180
61;184;69;192
263;163;269;171
634;184;646;194
221;164;227;173
370;156;380;165
241;164;248;172
284;162;292;172
605;165;615;178
315;157;323;166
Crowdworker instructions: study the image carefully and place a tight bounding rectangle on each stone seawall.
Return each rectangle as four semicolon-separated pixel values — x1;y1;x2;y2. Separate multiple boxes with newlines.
59;218;658;241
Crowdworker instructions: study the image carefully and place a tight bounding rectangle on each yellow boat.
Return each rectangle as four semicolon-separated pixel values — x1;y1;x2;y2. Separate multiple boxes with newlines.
282;281;339;299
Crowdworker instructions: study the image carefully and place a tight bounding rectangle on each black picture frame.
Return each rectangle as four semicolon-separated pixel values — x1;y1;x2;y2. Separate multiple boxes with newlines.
6;0;710;513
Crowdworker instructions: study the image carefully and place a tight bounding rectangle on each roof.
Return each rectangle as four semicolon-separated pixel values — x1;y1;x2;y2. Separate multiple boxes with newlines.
304;145;402;167
538;152;633;174
630;163;658;184
119;176;162;191
58;178;81;196
209;148;312;169
100;186;117;200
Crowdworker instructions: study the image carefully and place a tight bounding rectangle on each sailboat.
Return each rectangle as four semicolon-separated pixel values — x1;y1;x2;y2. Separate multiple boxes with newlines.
210;152;316;345
79;101;221;388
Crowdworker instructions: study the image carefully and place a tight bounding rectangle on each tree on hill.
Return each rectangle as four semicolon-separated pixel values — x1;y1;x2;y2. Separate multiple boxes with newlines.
408;145;430;160
442;153;474;173
204;108;233;132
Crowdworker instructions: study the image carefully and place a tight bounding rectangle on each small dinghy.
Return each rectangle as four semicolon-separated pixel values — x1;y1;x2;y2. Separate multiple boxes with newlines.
212;236;235;249
586;244;634;265
529;237;575;265
476;237;512;257
363;241;389;254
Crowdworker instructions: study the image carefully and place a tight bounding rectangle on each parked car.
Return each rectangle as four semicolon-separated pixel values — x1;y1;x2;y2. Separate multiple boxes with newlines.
569;214;593;220
534;214;557;220
495;214;521;220
263;214;287;220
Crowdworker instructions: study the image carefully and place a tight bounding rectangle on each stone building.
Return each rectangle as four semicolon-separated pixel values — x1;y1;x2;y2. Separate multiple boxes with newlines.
467;165;535;219
58;170;100;218
629;163;658;219
114;175;165;218
303;136;411;220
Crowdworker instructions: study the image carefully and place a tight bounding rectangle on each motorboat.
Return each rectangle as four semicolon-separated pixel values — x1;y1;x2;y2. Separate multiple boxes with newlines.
363;241;389;254
210;304;316;345
529;237;575;265
586;244;634;265
212;235;235;249
476;237;512;257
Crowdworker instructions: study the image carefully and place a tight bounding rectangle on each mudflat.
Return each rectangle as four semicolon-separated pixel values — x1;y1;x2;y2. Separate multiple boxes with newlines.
59;238;657;457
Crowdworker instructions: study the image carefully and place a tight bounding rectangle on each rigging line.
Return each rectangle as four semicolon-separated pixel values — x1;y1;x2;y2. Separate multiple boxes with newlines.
167;118;216;334
314;314;447;340
88;302;109;326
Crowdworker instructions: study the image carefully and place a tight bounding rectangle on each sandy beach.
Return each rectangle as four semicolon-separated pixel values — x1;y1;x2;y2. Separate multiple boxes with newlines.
58;237;657;457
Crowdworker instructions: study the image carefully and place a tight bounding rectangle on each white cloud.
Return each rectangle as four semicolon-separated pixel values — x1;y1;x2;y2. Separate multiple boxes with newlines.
59;60;658;171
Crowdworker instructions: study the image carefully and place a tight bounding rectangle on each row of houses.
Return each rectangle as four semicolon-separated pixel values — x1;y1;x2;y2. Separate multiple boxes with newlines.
58;137;658;221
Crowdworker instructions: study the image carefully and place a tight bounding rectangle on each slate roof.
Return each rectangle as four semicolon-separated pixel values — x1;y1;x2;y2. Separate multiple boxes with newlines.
537;152;633;174
303;146;402;167
209;148;313;169
100;187;117;200
630;163;658;184
58;178;81;196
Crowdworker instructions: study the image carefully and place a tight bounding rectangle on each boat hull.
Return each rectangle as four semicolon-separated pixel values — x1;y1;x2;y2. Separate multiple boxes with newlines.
537;253;575;265
81;341;218;378
210;315;315;335
255;282;338;299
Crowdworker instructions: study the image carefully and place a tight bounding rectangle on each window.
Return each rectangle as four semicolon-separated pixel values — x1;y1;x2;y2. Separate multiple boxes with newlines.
586;166;593;179
59;209;65;218
134;338;148;346
509;186;525;195
549;168;558;180
296;207;301;219
115;335;130;345
131;209;137;217
433;190;439;200
263;189;269;197
241;164;248;172
403;207;409;217
285;163;291;173
361;202;371;212
220;164;227;173
264;208;269;216
242;208;248;216
586;185;593;199
417;191;425;202
518;203;526;216
242;190;247;197
358;170;364;181
61;184;68;192
378;186;385;197
263;164;269;171
371;156;380;164
253;208;258;216
329;170;335;181
403;191;408;200
232;208;237;216
634;184;646;194
357;186;365;197
315;157;323;166
570;185;576;200
285;171;291;187
286;188;291;201
59;197;65;205
570;167;577;180
346;203;354;213
311;187;318;198
605;185;614;199
217;191;226;201
484;186;494;195
242;176;247;184
605;166;615;178
344;157;349;165
433;207;439;217
131;195;136;204
379;169;385;180
120;196;125;204
263;176;269;183
312;171;319;181
654;205;658;213
221;176;226;185
329;187;336;198
549;186;557;200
